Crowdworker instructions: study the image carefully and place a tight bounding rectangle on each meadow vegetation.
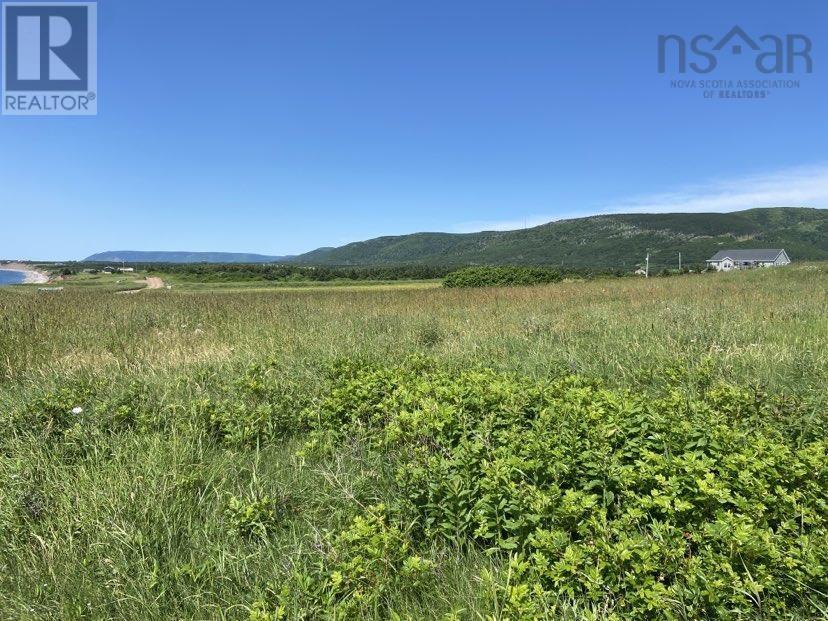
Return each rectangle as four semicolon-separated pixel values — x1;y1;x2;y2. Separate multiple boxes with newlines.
443;266;563;288
0;264;826;619
147;263;452;283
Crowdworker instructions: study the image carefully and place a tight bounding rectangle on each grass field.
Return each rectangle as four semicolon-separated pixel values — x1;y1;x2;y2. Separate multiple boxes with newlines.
163;279;441;293
1;265;826;619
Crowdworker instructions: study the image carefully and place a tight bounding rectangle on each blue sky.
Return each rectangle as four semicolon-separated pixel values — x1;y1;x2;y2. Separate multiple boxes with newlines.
1;0;827;260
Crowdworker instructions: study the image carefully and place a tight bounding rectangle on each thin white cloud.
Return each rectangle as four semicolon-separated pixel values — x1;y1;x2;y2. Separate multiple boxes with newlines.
452;163;828;233
606;163;828;214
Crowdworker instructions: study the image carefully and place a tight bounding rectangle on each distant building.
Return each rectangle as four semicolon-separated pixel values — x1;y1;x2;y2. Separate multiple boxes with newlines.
121;267;135;272
706;249;791;272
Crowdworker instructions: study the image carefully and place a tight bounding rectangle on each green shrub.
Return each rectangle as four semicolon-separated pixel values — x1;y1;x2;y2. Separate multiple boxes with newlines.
443;266;563;288
225;490;295;540
259;505;434;618
15;383;100;440
297;360;828;619
203;363;310;447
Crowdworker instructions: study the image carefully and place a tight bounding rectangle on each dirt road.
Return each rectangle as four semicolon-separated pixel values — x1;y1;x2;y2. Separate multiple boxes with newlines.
115;276;165;295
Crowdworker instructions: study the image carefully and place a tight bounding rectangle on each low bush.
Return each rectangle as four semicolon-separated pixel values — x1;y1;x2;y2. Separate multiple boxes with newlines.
203;362;311;447
226;491;295;540
253;504;436;619
4;357;826;619
443;266;563;288
257;359;828;619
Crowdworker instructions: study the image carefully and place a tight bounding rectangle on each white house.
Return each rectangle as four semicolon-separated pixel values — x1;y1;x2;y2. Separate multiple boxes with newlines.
706;249;791;272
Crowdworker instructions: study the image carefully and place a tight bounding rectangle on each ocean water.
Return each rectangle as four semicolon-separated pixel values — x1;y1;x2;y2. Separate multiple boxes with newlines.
0;270;26;286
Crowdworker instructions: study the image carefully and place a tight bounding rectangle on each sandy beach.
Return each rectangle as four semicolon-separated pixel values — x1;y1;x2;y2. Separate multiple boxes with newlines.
0;263;50;284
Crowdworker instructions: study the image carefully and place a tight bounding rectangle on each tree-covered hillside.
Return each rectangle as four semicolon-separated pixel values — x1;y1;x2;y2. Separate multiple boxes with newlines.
293;207;828;269
84;208;828;270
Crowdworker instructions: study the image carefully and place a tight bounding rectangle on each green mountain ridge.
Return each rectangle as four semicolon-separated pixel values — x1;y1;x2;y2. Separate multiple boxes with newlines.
85;208;828;269
292;207;828;268
84;251;294;264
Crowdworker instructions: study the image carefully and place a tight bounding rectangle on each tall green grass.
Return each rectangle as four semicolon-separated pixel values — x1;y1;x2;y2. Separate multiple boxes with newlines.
0;265;826;618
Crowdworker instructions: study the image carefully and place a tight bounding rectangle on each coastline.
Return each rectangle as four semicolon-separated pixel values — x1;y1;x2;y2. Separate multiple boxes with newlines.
0;263;50;284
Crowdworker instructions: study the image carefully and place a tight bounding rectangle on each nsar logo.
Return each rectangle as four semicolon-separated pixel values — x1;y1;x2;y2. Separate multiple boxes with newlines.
2;1;97;115
659;25;812;75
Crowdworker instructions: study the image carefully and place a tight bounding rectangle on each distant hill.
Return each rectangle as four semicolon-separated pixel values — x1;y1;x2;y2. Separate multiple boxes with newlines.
85;208;828;269
84;251;293;264
291;208;828;268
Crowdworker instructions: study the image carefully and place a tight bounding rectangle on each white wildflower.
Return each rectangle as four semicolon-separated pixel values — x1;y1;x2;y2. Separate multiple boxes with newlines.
71;407;83;415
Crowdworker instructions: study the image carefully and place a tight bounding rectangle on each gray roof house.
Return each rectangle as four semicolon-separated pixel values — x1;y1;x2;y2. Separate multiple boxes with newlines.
706;249;791;271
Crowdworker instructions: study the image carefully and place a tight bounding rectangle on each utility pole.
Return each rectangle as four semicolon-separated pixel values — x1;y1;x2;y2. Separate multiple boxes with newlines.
645;253;650;279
